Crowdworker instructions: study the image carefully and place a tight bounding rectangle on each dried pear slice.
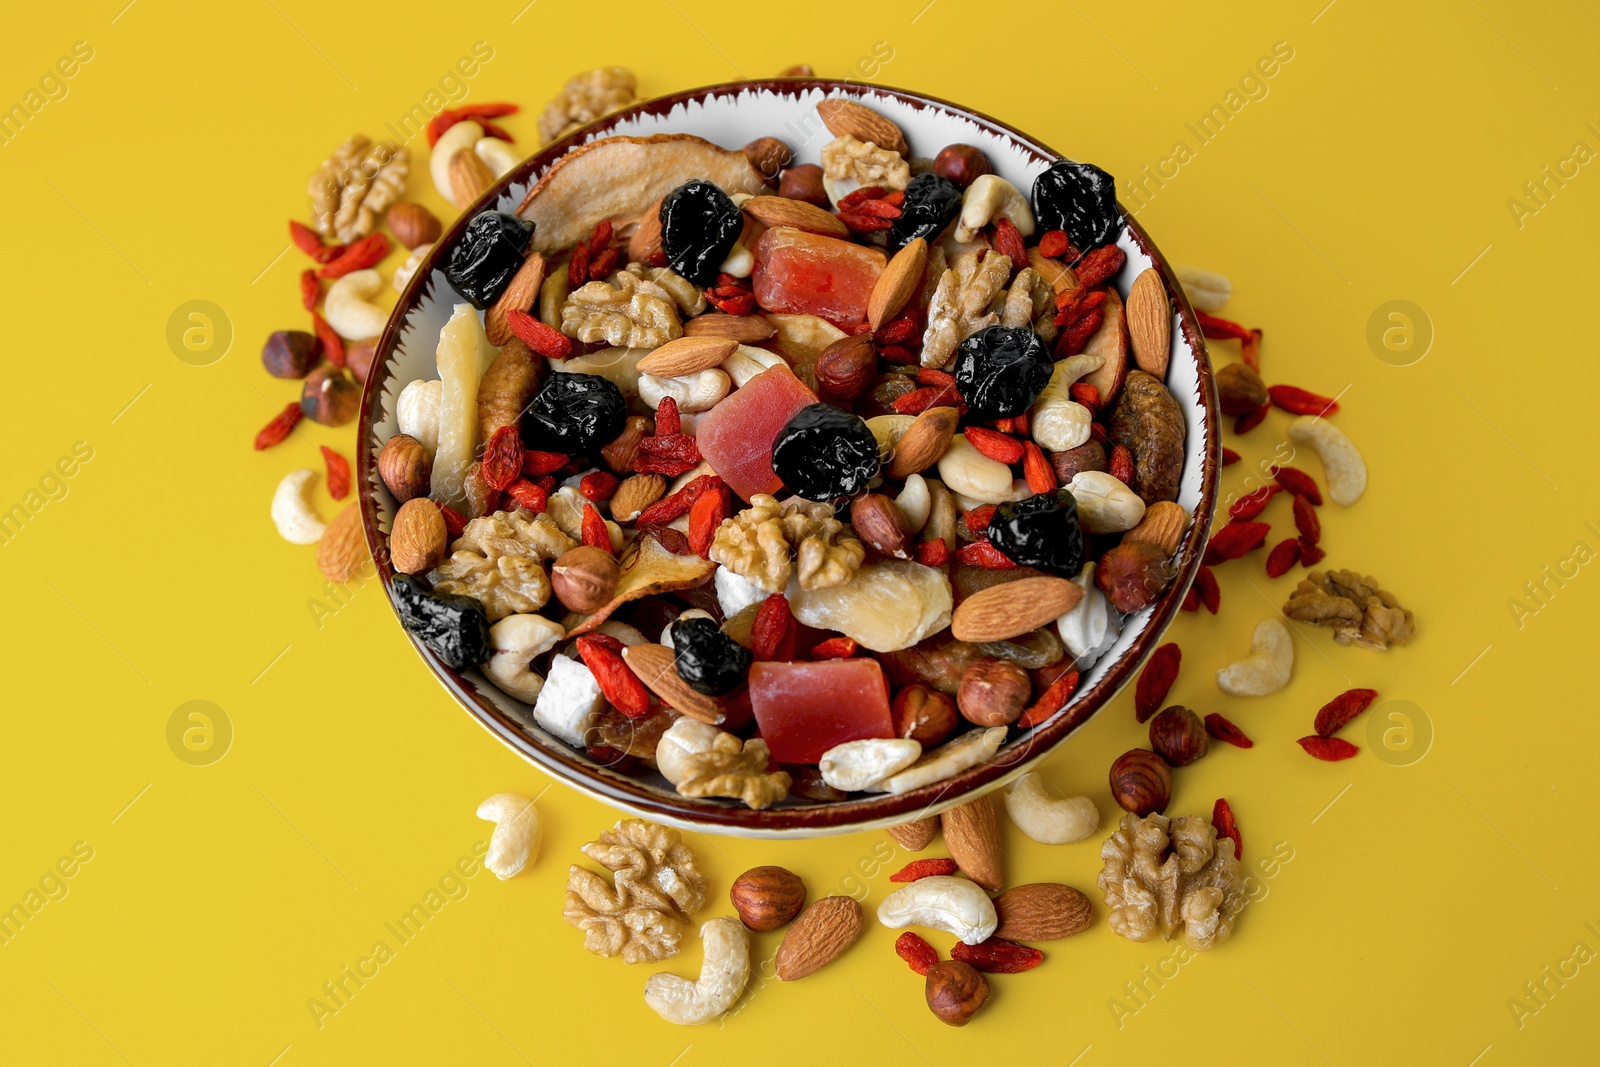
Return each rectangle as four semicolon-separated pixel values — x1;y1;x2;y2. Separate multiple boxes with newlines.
516;134;769;255
789;560;953;653
565;533;717;636
431;303;496;508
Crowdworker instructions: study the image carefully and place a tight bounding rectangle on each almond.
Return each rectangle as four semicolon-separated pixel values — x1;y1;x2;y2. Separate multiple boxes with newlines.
317;504;366;582
622;643;727;725
887;405;959;479
774;896;862;980
448;147;494;208
849;493;909;559
635;336;738;378
816;98;908;157
886;816;939;852
609;473;666;523
627;198;663;263
386;202;441;250
600;415;652;473
950;576;1085;643
486;252;547;346
992;883;1094;941
940;796;1003;891
1126;268;1171;379
1122;500;1188;557
742;194;848;237
1029;248;1078;294
683;313;776;343
868;236;927;330
389;498;448;575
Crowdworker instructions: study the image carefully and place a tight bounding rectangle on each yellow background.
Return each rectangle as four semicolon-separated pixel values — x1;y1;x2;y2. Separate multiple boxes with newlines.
3;1;1597;1063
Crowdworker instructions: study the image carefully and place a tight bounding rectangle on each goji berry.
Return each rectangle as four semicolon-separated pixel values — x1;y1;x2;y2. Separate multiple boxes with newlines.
581;502;611;550
889;858;958;882
1037;230;1071;259
837;185;889;209
1203;521;1270;565
956;541;1017;568
576;635;652;718
581;632;626;655
1196;311;1254;341
1108;444;1136;486
951;937;1043;974
1271;465;1322;505
588;219;613;250
521;450;569;477
1212;798;1242;860
1054;285;1107;323
318;233;391;279
479;425;524;492
1204;712;1253;748
894;931;939;976
1229;485;1280;521
1292;493;1321;545
1072;244;1126;290
455;101;520;120
1068;382;1100;409
838;211;894;233
567;239;590;287
319;445;351;500
253;403;302;450
849;199;902;221
299;269;320;311
311;311;345;369
1135;642;1180;723
1241;328;1263;371
634;454;700;476
425;109;461;146
638;433;701;464
1268;384;1339;417
1297;735;1359;761
810;636;857;660
876;313;921;347
1181;587;1199;612
579;470;619;501
1088;421;1108;445
878;343;917;364
1299;538;1326;566
914;538;950;566
311;243;345;265
654;395;681;437
1055;307;1103;357
1022;441;1057;494
1221;447;1241;467
916;366;956;388
588;246;619;279
1314;688;1379;738
992;217;1029;266
961;505;996;535
636;491;693;527
891;384;960;415
1018;669;1079;729
438;503;468;539
502;478;547;514
751;594;796;661
1194;565;1220;613
882;191;905;208
646;250;668;269
504;310;573;359
1233;403;1270;435
289;220;325;256
964;426;1024;465
1265;537;1301;578
705;287;756;315
687;485;725;558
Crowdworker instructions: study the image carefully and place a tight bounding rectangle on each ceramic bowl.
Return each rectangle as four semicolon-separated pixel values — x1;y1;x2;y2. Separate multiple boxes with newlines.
358;79;1219;838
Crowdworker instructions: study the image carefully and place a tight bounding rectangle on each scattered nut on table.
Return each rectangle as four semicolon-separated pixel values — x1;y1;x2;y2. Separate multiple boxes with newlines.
1004;773;1099;844
564;819;707;963
643;917;749;1025
1283;569;1414;650
1098;812;1245;951
1215;618;1294;696
270;469;325;544
476;792;541;879
877;875;997;945
1286;415;1367;506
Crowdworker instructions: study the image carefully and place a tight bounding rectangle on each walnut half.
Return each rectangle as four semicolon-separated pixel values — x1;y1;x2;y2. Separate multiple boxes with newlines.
308;135;409;243
538;67;638;144
429;510;576;620
1283;569;1414;651
709;494;864;593
1098;812;1245;951
563;819;707;963
561;269;683;350
921;250;1012;368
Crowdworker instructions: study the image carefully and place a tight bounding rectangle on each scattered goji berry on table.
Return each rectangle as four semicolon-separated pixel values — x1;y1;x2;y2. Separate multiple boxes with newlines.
894;931;939;976
1299;537;1326;566
1221;447;1241;467
1233;402;1270;435
1196;311;1254;342
1212;798;1242;860
1241;328;1263;371
1204;521;1270;564
1297;735;1359;761
1181;587;1199;612
319;445;351;500
289;220;325;256
253;403;302;450
455;101;520;120
1268;384;1339;417
1270;464;1322;504
1314;688;1379;737
576;635;652;718
1193;564;1220;613
504;310;573;359
311;311;345;369
299;269;320;312
1204;713;1253;748
1229;485;1281;521
480;425;525;492
1018;669;1079;729
1135;642;1181;723
951;937;1044;974
1265;537;1301;578
889;858;959;882
318;233;391;279
810;636;857;660
1292;493;1321;544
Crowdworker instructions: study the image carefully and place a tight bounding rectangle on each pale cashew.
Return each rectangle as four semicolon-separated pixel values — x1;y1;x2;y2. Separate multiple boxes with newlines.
484;614;565;703
638;368;730;414
1069;471;1147;533
1057;561;1117;665
818;738;922;792
323;269;388;340
659;609;713;654
644;917;750;1025
1175;265;1231;313
396;378;442;453
880;726;1006;794
1031;354;1103;452
1286;416;1366;506
1216;618;1294;697
955;174;1035;243
1004;773;1099;844
723;344;786;388
937;435;1015;504
895;474;930;534
877;875;997;945
393;243;432;293
271;469;325;544
719;238;755;279
430;120;484;201
656;719;724;785
476;792;541;879
474;136;519;178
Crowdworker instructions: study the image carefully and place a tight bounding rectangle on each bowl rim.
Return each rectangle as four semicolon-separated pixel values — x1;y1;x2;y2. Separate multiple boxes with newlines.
357;77;1220;835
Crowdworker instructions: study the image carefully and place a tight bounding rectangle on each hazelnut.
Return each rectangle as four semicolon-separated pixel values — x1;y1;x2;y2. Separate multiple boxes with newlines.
956;657;1031;727
550;546;621;612
848;493;909;560
390;498;448;574
729;865;806;931
742;137;793;185
300;364;361;426
1148;705;1209;766
262;330;320;379
346;339;378;384
932;144;992;190
778;163;829;208
1109;749;1172;816
891;684;958;747
387;202;441;250
1215;362;1269;416
1050;440;1107;483
814;334;877;403
378;434;432;503
1096;540;1172;614
925;960;989;1026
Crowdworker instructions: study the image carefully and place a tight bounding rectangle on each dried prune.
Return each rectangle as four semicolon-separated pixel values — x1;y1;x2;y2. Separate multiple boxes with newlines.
889;173;962;249
1031;160;1120;251
446;211;534;308
770;403;881;502
953;325;1052;419
660;179;743;287
671;616;752;696
391;574;492;669
520;372;627;455
986;490;1085;576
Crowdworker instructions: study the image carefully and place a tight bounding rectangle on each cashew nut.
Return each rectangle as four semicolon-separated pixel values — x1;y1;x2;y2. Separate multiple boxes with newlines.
877;875;998;945
881;726;1006;794
323;269;388;340
1004;773;1099;844
1030;354;1103;452
656;719;725;786
723;344;786;388
393;243;432;293
644;917;750;1025
895;473;930;534
1057;561;1117;665
271;469;325;544
1175;265;1231;313
639;368;731;414
1216;618;1294;697
476;792;541;879
818;738;922;792
719;237;755;279
396;378;442;453
659;608;714;651
474;136;519;178
1286;416;1366;506
430;119;484;201
937;434;1015;504
1068;471;1147;534
955;174;1035;244
484;614;565;703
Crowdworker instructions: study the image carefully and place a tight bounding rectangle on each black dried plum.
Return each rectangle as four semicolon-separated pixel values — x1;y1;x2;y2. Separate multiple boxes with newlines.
1031;160;1120;251
889;173;962;249
520;372;627;454
770;403;881;502
953;325;1052;419
446;211;535;308
391;575;492;669
671;617;752;696
987;490;1085;576
660;179;743;287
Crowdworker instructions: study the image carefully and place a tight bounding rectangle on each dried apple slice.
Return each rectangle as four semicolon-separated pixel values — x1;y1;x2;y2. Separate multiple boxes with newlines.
564;532;717;636
1080;286;1129;410
516;134;771;255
